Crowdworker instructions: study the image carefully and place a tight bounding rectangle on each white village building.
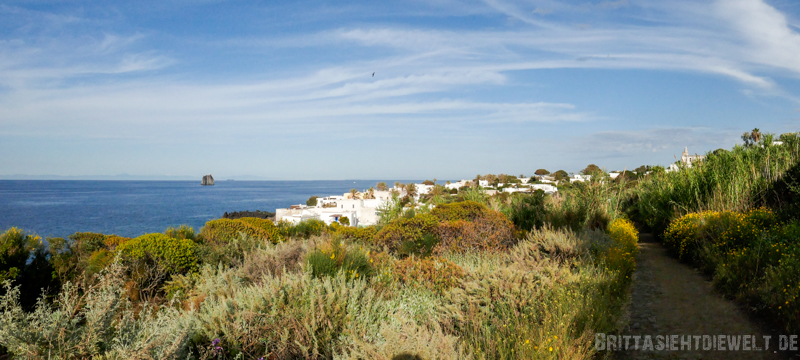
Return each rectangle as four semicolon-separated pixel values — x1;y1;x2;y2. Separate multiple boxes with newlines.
667;147;706;172
570;174;591;183
529;184;558;194
445;180;470;190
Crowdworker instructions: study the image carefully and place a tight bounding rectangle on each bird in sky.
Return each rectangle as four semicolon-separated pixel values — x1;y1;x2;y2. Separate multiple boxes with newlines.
372;72;375;77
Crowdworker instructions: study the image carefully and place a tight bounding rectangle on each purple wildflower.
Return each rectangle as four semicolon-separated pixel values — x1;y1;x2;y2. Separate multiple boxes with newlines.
211;338;223;355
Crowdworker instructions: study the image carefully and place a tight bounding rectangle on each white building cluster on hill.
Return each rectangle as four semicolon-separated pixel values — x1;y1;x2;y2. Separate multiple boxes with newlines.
276;188;407;227
275;178;562;227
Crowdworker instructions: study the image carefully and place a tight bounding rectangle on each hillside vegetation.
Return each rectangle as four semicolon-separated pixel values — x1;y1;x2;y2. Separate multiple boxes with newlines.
0;180;638;359
629;132;800;333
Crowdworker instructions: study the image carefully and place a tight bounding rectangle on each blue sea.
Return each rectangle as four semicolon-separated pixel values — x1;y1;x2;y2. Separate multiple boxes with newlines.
0;180;412;239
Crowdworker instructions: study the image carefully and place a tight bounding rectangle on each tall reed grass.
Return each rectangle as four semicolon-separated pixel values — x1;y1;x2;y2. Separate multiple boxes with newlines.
631;134;800;234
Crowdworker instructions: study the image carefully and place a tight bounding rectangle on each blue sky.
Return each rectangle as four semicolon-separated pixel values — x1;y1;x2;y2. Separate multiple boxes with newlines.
1;0;799;180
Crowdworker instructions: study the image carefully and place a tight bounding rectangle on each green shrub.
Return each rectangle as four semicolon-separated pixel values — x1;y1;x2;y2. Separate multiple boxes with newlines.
0;262;193;359
434;210;516;254
660;208;800;332
398;233;439;257
164;225;197;241
49;232;130;286
0;228;57;310
200;218;284;244
277;219;329;239
0;228;41;283
334;225;378;243
306;240;373;280
116;233;198;273
502;192;548;232
632;134;800;235
306;196;318;206
457;187;488;204
430;200;488;222
194;232;266;269
374;214;440;255
662;208;777;264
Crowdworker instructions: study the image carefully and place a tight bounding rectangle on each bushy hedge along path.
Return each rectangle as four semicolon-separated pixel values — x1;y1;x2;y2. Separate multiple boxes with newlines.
616;233;789;360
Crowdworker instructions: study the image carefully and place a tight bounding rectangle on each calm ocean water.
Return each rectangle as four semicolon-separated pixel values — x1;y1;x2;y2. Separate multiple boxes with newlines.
0;180;412;239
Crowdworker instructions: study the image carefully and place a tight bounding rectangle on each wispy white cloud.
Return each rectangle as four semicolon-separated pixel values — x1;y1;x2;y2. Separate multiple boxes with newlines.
575;127;742;161
1;0;799;177
331;0;800;91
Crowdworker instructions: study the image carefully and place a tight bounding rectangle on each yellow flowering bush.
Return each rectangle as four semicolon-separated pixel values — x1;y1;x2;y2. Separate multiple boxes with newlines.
200;217;284;244
332;225;378;243
373;214;440;254
663;208;800;333
116;233;198;273
599;218;639;286
430;200;489;222
607;218;638;252
277;219;329;239
663;208;776;261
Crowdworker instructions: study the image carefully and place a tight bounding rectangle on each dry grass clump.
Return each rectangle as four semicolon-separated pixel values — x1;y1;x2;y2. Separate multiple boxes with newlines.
238;236;319;282
392;256;464;294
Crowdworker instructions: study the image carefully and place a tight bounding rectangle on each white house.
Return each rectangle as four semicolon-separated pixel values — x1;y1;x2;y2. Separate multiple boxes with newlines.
502;187;527;193
570;174;591;183
276;186;404;227
445;180;469;190
680;147;705;167
414;183;434;195
530;184;558;194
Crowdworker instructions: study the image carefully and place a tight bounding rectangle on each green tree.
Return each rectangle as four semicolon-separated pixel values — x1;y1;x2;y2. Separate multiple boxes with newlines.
406;183;418;198
581;164;602;175
741;128;762;147
339;216;350;226
306;196;318;206
1;228;43;283
534;169;550;175
430;184;447;197
553;170;569;181
349;188;358;199
1;228;57;310
376;182;388;191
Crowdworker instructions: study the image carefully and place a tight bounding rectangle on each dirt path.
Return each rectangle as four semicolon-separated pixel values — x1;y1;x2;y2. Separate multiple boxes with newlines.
615;233;793;360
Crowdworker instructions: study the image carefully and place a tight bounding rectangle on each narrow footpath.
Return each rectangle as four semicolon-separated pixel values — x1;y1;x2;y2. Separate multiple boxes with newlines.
615;233;793;360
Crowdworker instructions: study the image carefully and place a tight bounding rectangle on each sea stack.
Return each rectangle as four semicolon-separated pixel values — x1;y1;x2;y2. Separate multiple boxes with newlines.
201;174;215;186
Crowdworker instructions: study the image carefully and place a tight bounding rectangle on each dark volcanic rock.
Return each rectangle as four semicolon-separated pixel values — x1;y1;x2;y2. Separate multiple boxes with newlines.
223;210;275;220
